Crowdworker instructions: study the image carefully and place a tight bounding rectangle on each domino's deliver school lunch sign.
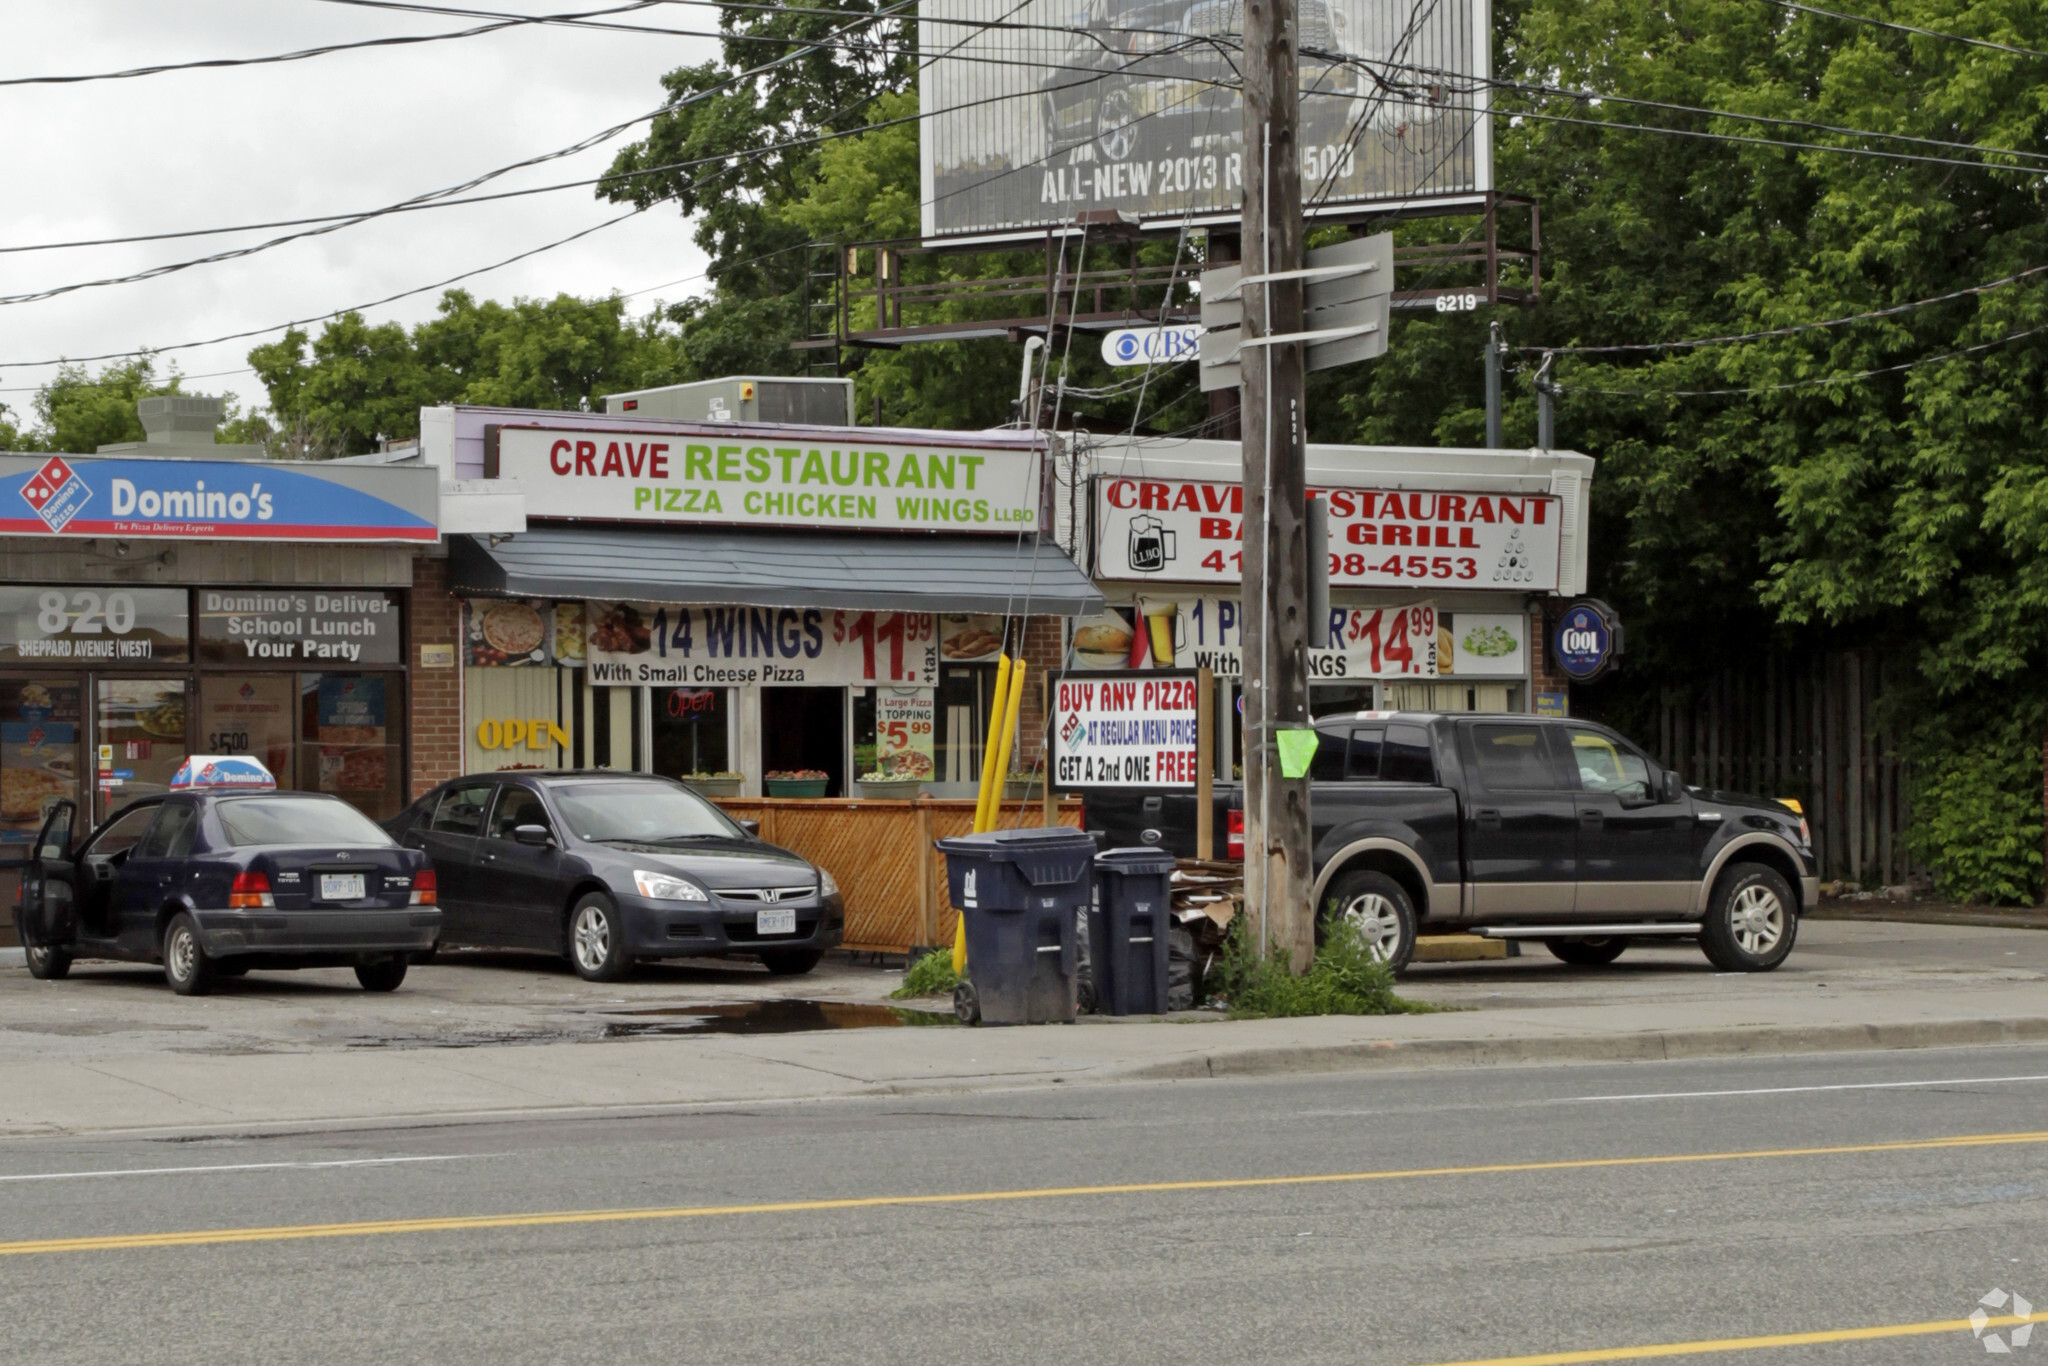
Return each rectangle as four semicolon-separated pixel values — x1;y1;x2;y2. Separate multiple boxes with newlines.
0;456;435;541
1051;670;1201;789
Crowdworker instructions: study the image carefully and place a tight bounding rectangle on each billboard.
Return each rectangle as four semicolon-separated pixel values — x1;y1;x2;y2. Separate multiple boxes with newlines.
919;0;1491;244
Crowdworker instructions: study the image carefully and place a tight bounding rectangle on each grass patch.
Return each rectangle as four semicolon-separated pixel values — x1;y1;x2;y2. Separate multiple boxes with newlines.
1207;916;1438;1019
890;948;960;999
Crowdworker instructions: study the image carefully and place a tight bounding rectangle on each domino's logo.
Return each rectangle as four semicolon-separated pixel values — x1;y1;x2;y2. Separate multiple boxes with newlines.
19;456;91;532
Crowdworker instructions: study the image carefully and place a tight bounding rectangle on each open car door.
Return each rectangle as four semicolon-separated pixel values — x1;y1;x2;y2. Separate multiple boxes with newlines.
18;800;77;949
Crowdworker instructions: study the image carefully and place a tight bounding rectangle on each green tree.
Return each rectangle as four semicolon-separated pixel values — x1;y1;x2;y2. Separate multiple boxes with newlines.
31;359;182;453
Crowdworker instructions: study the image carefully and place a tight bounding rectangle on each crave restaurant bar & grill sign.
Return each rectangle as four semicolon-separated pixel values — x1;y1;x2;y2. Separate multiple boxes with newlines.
490;426;1041;534
1095;476;1562;591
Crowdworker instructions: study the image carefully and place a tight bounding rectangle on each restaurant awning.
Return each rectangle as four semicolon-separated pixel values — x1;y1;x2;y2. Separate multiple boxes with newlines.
448;526;1105;616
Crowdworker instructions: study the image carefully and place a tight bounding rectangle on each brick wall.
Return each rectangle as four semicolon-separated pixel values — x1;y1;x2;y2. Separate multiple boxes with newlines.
1529;600;1570;702
1014;615;1066;777
408;557;464;798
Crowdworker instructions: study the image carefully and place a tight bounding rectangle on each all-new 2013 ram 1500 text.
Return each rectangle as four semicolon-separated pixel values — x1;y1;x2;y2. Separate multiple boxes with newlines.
1082;712;1819;973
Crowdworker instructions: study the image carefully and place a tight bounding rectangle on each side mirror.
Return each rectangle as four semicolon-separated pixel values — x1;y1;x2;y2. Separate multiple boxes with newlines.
738;819;761;837
513;824;554;847
1662;770;1684;803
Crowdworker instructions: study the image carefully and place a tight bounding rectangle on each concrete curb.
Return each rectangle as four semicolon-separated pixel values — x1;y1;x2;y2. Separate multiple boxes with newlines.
1120;1015;2048;1081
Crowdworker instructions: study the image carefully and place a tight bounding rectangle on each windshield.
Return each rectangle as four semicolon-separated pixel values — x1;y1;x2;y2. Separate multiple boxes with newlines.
217;796;396;848
549;781;741;843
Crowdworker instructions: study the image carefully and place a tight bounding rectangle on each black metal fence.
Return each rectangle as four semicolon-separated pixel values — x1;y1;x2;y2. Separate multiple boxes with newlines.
1648;652;1910;887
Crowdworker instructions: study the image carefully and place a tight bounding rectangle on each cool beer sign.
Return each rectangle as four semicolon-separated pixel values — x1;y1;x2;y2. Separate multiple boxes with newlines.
1051;670;1200;789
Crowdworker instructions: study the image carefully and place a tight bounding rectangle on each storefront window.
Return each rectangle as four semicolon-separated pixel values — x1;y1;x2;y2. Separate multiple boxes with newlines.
0;587;188;665
651;686;732;777
934;664;995;791
0;677;82;859
1311;682;1378;719
1383;682;1520;713
299;673;404;820
199;675;294;779
95;679;191;821
762;687;846;796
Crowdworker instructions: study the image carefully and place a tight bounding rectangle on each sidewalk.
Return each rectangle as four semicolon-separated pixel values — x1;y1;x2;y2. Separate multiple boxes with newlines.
2;919;2044;1137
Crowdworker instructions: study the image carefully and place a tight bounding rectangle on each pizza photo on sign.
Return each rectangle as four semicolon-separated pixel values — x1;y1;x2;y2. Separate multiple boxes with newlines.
468;600;549;666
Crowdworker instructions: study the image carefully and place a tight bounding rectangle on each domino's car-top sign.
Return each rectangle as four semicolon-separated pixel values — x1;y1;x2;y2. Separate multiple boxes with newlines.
1553;600;1621;682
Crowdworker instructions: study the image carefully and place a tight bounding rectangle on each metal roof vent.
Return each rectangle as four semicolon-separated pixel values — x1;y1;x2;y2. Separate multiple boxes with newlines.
136;395;225;446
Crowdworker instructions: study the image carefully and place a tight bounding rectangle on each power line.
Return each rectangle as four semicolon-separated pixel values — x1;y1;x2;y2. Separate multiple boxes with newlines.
1552;320;2048;397
1323;52;2048;175
0;0;675;87
0;36;1211;372
1762;0;2048;62
1521;263;2048;354
0;208;646;371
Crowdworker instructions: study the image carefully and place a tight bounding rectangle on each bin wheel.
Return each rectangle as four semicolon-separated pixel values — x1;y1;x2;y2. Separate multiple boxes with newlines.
953;980;981;1025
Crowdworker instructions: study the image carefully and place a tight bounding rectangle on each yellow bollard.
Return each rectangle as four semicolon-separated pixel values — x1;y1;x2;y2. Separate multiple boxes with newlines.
957;654;1015;973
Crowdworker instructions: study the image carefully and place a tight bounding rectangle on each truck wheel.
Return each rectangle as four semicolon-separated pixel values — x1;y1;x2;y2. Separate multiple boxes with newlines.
163;913;216;997
1546;937;1628;966
1700;863;1798;972
23;942;71;980
1322;869;1416;972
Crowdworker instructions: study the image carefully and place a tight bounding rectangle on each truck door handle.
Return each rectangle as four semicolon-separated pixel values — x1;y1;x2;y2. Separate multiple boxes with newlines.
1580;809;1603;829
1475;808;1501;830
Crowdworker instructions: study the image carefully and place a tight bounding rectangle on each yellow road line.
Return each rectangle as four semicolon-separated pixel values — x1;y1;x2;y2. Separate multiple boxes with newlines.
3;1127;2045;1258
1412;1312;2043;1365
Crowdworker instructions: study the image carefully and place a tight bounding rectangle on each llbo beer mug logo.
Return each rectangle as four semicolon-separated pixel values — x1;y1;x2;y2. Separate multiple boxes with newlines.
1127;515;1176;572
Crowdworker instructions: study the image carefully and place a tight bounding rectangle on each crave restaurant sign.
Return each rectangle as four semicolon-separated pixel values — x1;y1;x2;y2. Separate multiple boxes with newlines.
1095;476;1562;591
490;426;1041;534
0;455;435;541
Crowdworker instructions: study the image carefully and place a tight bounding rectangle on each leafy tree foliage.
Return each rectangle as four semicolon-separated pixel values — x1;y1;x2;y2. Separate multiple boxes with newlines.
245;291;688;454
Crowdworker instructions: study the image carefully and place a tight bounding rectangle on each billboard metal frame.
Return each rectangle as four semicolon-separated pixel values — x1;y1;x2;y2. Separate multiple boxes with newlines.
792;191;1537;357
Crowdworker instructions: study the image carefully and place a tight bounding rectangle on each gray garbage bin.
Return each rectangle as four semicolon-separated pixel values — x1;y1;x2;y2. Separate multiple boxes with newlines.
1090;847;1177;1015
937;827;1098;1025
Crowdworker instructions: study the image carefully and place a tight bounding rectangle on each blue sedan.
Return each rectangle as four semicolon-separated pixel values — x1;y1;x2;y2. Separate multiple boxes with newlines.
14;786;440;996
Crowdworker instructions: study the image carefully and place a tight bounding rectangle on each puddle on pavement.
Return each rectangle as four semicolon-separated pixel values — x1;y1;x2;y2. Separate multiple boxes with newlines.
599;999;954;1036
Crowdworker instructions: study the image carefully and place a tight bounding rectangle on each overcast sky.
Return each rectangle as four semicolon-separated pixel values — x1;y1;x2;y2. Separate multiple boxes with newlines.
0;0;723;422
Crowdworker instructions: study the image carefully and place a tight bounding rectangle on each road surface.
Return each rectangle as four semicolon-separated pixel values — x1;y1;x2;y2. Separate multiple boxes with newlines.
1;1042;2044;1364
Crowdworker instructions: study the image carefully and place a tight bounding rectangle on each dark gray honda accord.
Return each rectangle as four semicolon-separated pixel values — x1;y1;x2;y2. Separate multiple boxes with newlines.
388;771;844;980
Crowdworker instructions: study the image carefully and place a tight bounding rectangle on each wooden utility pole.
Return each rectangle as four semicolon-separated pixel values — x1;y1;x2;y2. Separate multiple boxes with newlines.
1238;0;1314;970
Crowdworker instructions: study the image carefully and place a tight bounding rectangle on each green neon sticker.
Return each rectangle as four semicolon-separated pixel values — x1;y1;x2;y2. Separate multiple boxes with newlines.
1276;727;1319;780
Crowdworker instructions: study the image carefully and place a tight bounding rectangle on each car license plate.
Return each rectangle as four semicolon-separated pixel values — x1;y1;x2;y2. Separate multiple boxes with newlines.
319;873;366;901
756;907;797;936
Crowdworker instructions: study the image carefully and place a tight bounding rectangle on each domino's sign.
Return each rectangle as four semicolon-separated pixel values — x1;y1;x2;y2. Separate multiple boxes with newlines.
1100;325;1204;368
1553;600;1621;682
0;456;436;542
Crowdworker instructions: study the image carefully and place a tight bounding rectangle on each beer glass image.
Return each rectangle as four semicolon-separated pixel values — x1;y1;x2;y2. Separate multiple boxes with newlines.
1127;515;1176;572
1137;597;1183;667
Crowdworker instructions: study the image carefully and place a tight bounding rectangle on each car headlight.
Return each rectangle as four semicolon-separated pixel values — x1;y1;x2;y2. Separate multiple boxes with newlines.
818;867;840;898
634;870;708;901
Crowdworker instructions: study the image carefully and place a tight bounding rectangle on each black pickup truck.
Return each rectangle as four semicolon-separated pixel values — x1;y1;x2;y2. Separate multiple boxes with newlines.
1083;712;1818;973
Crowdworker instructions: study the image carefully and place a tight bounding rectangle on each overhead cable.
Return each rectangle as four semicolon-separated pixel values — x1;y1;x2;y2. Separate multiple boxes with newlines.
0;0;674;86
1552;321;2048;397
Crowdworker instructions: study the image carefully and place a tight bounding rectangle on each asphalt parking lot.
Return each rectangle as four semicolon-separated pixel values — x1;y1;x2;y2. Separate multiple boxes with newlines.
2;915;2043;1060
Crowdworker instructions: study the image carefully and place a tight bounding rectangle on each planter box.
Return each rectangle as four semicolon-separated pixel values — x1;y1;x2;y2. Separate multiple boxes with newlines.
765;778;831;798
856;779;925;800
1003;779;1042;800
685;778;744;798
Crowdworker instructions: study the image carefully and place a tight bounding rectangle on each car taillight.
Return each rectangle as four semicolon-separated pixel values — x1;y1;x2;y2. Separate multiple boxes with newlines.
410;867;437;906
229;871;273;909
1226;808;1245;861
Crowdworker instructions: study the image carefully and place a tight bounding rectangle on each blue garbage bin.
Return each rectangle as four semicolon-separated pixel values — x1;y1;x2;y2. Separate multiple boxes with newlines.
936;826;1097;1025
1090;847;1177;1015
